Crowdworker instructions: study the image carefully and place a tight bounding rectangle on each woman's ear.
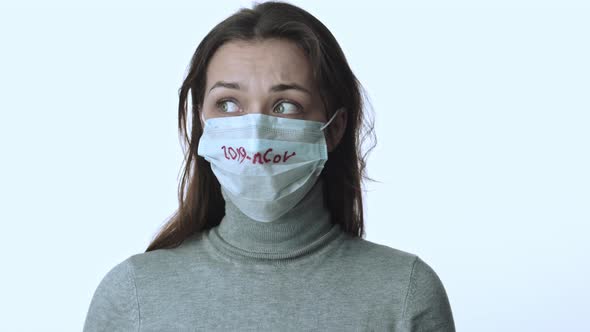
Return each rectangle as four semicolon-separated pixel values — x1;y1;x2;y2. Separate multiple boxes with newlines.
326;109;348;152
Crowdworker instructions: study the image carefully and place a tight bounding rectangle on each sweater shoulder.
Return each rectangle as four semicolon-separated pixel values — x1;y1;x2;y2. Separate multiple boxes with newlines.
402;255;456;330
328;236;420;300
83;258;139;331
338;236;455;330
338;235;419;272
125;232;208;275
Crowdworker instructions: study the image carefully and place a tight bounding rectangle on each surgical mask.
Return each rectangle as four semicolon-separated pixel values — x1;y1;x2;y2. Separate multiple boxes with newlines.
197;108;344;222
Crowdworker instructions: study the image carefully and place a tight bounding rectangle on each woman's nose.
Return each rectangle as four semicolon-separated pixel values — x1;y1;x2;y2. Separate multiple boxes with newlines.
245;103;270;115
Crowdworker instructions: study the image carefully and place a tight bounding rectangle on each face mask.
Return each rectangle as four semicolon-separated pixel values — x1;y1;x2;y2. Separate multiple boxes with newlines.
197;108;345;222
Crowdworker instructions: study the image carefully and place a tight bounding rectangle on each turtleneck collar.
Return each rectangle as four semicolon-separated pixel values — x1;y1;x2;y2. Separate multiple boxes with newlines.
206;177;344;263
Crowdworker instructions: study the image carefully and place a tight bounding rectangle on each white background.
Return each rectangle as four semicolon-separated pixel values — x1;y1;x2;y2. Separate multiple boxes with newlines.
0;0;588;331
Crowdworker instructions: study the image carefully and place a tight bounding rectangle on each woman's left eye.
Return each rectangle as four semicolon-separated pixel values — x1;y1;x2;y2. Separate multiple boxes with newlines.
273;101;301;114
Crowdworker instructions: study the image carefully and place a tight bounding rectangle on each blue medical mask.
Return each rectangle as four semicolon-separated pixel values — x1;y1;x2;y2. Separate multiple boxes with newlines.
197;108;344;222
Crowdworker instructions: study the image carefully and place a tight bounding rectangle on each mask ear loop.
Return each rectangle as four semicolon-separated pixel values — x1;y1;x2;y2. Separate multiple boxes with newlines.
320;107;345;131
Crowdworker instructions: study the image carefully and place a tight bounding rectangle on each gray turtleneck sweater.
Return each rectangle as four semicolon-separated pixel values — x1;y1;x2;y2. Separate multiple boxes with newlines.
83;179;455;331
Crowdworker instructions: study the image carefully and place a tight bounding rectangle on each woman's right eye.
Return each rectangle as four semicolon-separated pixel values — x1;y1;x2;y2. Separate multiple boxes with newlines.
215;99;240;113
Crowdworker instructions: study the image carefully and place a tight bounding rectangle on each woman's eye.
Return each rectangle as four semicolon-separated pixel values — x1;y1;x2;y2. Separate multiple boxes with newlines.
273;101;301;114
216;99;240;113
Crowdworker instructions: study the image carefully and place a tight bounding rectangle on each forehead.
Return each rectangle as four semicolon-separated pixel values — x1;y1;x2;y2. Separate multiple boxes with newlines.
205;38;314;89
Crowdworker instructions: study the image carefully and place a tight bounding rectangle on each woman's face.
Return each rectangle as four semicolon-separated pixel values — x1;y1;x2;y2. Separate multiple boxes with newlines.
201;37;346;151
201;38;327;123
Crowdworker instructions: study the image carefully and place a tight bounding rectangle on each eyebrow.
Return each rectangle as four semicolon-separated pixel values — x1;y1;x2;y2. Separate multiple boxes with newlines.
207;81;311;96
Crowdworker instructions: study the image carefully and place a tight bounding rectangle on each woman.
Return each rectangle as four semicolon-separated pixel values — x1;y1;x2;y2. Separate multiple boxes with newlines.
83;1;455;331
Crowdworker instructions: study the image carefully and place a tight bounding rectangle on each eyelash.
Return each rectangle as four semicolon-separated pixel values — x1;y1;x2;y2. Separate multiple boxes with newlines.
214;98;302;113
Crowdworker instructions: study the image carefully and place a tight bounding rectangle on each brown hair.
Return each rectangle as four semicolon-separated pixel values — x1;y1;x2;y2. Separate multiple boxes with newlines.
146;1;376;252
